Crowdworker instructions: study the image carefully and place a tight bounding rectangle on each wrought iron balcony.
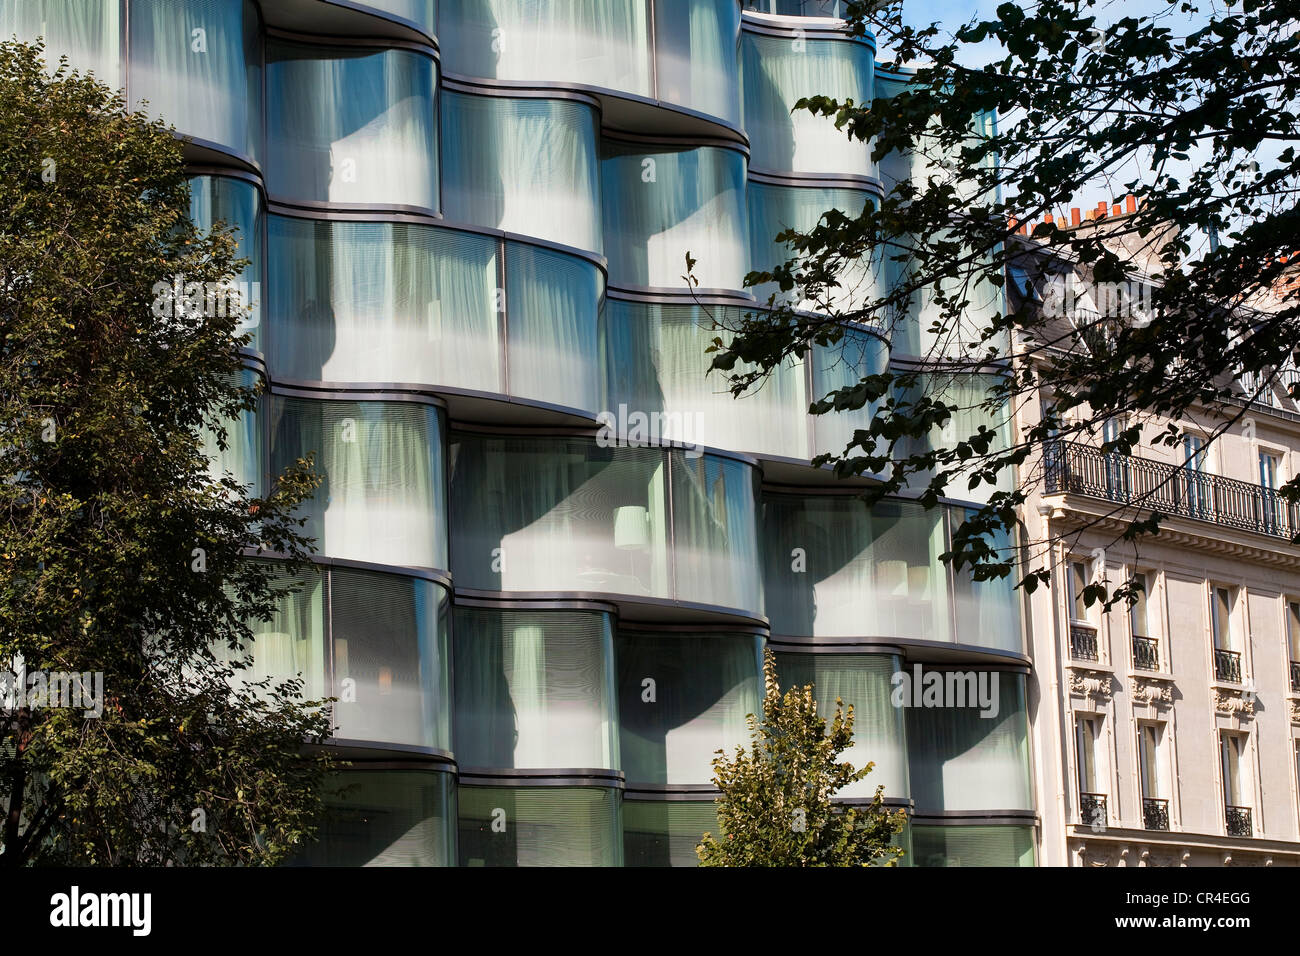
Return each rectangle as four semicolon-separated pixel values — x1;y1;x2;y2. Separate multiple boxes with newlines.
1225;805;1252;837
1132;636;1160;671
1214;648;1242;683
1291;660;1300;693
1045;440;1298;541
1143;797;1170;831
1079;792;1108;828
1070;622;1099;661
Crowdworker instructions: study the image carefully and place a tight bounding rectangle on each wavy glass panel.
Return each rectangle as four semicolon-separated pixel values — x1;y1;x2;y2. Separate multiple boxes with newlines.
0;0;121;85
442;92;601;252
129;0;261;161
270;398;447;570
602;142;747;290
267;41;437;209
267;215;500;392
457;785;622;866
453;607;618;770
742;31;872;174
617;631;763;785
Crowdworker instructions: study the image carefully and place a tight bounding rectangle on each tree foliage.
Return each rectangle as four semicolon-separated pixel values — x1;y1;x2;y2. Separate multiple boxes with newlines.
0;40;330;865
697;651;905;867
707;0;1300;604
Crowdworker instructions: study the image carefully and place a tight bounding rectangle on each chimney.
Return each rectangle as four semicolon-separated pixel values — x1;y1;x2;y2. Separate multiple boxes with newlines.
1070;207;1081;226
1125;194;1137;214
1056;217;1067;229
1112;203;1122;217
1086;210;1097;221
1096;201;1108;218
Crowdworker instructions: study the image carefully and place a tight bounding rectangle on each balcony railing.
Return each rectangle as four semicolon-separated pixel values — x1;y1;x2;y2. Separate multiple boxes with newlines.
1225;805;1252;837
1132;636;1160;671
1070;622;1099;661
1291;660;1300;693
1214;648;1242;683
1045;440;1298;541
1079;792;1108;828
1143;797;1170;831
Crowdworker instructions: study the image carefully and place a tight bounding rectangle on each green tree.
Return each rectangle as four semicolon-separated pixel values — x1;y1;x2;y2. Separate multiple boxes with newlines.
697;651;905;867
707;0;1300;606
0;39;330;865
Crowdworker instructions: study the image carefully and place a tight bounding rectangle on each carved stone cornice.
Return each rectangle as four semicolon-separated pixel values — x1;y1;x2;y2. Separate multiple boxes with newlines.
1041;494;1299;569
1131;676;1174;707
1214;687;1256;718
1069;669;1114;701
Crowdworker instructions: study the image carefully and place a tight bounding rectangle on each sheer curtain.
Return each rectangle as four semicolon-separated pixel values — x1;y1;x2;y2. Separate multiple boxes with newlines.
439;0;651;96
654;0;741;124
670;454;761;611
810;326;888;464
274;399;445;570
218;567;325;701
198;368;261;493
268;215;500;390
777;653;908;798
602;144;747;289
742;33;871;175
129;0;259;160
867;501;950;642
906;672;1032;811
3;0;121;87
952;506;1021;653
189;175;263;349
441;93;601;252
267;41;437;209
506;244;602;412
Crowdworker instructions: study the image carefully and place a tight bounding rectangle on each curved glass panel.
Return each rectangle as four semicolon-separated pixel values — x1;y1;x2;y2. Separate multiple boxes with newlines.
225;565;328;701
200;367;262;493
505;242;602;412
331;570;450;750
898;371;1015;503
623;799;719;867
617;631;763;786
951;506;1020;653
441;92;601;253
439;0;651;97
763;495;950;641
774;652;908;799
912;824;1035;867
905;670;1032;812
602;300;808;459
267;215;500;392
457;785;622;866
748;182;876;313
602;142;747;290
267;40;438;210
449;434;671;598
189;175;263;351
670;452;762;611
129;0;261;161
809;325;889;460
742;31;872;175
654;0;742;125
270;398;447;570
0;0;121;85
453;607;618;770
293;770;456;866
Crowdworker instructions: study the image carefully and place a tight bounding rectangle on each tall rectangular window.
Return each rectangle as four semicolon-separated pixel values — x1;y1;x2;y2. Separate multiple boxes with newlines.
1220;733;1247;807
1184;434;1208;515
1211;586;1235;651
1130;572;1150;639
1071;561;1091;622
1138;724;1163;799
1260;451;1281;532
1076;716;1100;793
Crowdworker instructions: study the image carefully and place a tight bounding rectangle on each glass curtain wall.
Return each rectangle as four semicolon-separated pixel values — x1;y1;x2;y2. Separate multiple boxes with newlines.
457;785;623;866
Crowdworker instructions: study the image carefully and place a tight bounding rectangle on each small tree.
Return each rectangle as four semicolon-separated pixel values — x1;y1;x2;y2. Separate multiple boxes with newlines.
0;40;329;865
697;651;905;867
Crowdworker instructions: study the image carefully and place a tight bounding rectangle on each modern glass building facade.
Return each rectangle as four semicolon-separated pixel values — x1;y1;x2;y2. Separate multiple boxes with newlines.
7;0;1035;865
